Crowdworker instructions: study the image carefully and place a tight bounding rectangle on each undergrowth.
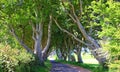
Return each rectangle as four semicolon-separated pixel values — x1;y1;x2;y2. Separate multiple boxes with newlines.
0;45;51;72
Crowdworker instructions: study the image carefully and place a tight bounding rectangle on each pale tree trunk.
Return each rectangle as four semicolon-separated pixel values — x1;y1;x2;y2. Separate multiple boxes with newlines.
75;43;83;63
64;35;69;61
68;39;76;62
70;4;107;65
56;48;63;60
75;38;84;63
61;44;67;61
42;47;51;61
68;50;72;61
34;38;44;65
9;13;52;65
77;47;83;63
42;15;52;61
9;24;44;65
32;15;52;65
68;38;72;61
32;22;44;65
71;55;76;62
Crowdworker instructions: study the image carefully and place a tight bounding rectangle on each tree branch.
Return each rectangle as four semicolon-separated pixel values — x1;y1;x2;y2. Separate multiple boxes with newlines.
9;26;33;54
69;3;90;41
31;24;37;40
42;15;52;54
61;1;99;48
61;1;77;23
68;14;77;23
53;18;90;46
79;0;82;17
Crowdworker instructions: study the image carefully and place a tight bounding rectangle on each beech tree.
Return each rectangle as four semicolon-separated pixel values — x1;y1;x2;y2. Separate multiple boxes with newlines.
88;0;120;70
0;0;59;65
53;0;108;66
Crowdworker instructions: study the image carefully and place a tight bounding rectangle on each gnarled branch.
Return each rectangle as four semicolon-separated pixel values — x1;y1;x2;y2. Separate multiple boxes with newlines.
9;26;33;54
53;18;90;46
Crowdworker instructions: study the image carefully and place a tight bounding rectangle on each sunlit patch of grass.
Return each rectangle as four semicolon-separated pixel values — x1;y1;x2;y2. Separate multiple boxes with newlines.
81;53;99;64
48;54;58;60
73;52;98;64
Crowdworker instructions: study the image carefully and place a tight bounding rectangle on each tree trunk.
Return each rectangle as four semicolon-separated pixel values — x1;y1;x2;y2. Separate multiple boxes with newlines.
42;15;52;58
42;52;48;61
34;38;44;65
71;54;76;62
77;48;83;63
68;50;72;61
32;15;52;65
69;3;108;66
33;23;44;65
56;49;63;60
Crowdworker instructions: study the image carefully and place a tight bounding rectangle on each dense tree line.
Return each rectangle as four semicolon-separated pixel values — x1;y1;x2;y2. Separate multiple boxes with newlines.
0;0;120;71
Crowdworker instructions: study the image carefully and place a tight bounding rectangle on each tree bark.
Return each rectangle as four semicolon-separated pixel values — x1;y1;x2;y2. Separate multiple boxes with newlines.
77;46;83;63
34;38;44;65
42;15;52;59
31;15;52;65
33;23;44;65
56;49;63;60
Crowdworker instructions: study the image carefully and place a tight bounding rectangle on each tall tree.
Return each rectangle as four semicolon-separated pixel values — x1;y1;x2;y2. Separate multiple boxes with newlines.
0;0;59;65
53;0;108;66
88;0;120;69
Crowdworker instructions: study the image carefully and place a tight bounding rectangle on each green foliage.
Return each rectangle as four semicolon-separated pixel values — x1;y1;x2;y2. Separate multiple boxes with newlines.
0;0;60;50
86;0;120;71
0;44;51;72
109;61;120;72
0;45;34;72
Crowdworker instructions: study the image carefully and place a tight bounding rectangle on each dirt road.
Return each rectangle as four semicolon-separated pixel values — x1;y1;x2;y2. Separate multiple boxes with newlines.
50;61;91;72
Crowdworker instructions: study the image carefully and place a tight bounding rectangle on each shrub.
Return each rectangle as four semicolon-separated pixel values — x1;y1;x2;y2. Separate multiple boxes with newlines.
0;45;35;72
0;45;52;72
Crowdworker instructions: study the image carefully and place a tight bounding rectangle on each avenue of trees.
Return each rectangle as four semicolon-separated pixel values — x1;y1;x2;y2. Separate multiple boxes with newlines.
0;0;120;72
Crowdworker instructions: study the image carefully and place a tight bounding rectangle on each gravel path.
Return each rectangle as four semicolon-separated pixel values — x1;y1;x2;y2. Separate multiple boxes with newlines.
50;61;91;72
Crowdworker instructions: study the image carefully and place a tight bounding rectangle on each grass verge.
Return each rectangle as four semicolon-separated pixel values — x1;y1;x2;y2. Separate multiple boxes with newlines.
34;60;52;72
56;60;108;72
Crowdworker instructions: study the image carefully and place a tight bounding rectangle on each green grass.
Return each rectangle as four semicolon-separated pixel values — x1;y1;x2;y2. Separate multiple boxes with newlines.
56;60;108;72
56;60;98;71
81;53;99;64
32;60;52;72
40;60;52;72
55;53;108;72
